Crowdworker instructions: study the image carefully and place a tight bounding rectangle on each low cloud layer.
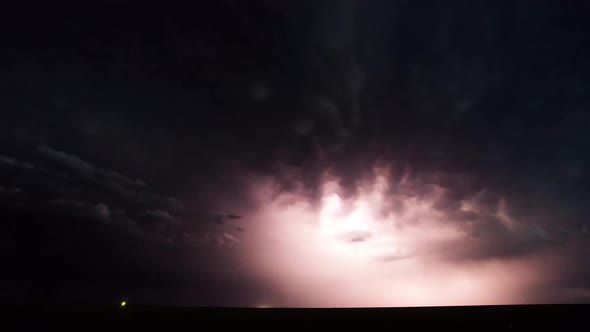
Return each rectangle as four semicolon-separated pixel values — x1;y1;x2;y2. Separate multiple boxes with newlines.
0;146;245;248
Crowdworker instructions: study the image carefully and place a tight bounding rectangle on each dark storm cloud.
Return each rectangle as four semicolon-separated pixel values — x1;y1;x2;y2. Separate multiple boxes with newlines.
177;209;246;244
32;145;187;215
36;195;185;250
0;145;196;252
214;212;242;222
416;184;587;262
185;230;241;249
136;209;182;238
0;185;22;196
2;0;590;306
38;146;94;175
249;81;271;101
318;168;590;264
1;144;249;257
38;145;147;188
146;194;185;213
436;195;587;263
46;198;111;222
0;155;34;170
448;220;560;261
141;209;175;223
97;169;147;188
0;154;71;183
2;147;243;251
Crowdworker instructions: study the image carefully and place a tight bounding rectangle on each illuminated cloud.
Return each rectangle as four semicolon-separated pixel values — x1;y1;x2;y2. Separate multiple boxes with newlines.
204;165;585;307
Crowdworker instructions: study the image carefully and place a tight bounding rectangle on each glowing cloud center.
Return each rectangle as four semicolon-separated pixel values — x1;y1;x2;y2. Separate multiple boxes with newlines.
319;193;376;238
315;175;410;263
241;169;558;307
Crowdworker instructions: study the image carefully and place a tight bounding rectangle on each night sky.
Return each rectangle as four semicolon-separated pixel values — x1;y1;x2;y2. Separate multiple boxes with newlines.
2;0;590;307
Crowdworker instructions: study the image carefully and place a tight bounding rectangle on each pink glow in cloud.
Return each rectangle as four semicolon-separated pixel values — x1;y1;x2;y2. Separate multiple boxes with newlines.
197;166;581;307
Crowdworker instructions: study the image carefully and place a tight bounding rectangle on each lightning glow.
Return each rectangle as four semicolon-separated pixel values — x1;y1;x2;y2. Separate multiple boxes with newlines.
202;166;574;307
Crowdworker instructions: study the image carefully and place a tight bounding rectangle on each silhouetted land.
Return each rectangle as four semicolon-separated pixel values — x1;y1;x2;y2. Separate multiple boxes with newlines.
2;304;589;330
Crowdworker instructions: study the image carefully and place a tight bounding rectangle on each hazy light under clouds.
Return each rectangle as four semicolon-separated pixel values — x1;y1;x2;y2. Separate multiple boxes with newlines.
190;165;578;307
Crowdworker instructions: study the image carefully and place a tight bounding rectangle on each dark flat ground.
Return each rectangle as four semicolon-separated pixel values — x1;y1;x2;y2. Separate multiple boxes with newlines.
2;304;589;330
